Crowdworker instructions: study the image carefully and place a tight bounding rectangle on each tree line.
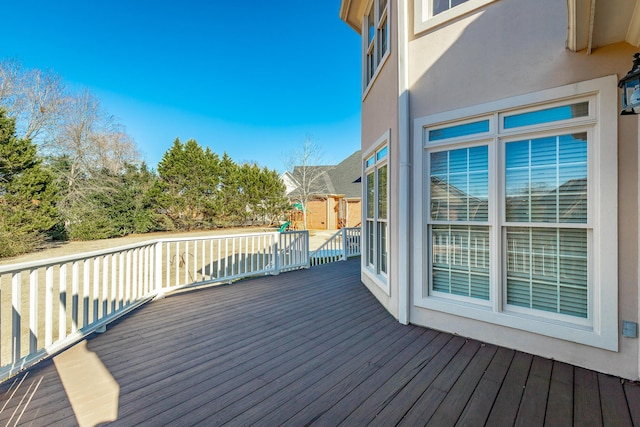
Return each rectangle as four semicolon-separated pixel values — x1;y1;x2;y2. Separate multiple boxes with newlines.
0;60;288;258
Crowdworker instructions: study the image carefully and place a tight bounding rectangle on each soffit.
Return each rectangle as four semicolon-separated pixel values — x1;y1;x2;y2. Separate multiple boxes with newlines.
340;0;366;33
568;0;640;53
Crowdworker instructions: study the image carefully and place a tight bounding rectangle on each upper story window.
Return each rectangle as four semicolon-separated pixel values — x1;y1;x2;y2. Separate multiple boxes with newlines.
414;0;498;35
433;0;468;15
364;0;390;90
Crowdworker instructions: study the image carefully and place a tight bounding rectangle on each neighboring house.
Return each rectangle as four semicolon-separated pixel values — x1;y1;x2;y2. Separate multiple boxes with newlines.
283;151;362;230
340;0;640;380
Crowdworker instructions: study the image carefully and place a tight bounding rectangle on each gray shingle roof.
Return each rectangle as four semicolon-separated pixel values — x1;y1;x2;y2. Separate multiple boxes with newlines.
287;151;361;199
327;150;361;198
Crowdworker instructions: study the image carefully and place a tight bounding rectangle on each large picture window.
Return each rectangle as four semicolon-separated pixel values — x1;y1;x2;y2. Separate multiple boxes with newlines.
417;76;618;350
427;107;592;318
365;145;388;283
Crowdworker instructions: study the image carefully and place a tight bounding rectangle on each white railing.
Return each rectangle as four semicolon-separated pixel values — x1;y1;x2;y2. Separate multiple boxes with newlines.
0;230;309;381
310;227;361;266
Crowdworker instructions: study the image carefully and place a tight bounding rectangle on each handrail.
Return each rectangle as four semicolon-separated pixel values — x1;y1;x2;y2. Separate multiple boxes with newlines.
310;227;361;266
0;230;310;381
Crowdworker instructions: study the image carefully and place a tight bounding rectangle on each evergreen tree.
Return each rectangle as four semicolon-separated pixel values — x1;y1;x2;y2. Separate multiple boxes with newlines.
256;167;289;226
217;152;245;226
64;163;161;240
154;138;220;230
0;109;58;256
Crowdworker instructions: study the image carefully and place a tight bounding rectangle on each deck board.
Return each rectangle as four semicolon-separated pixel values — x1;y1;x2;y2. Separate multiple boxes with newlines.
599;372;633;427
574;367;603;427
625;380;640;426
515;356;552;427
455;347;515;426
545;361;574;426
425;343;498;427
328;332;455;426
0;258;639;426
486;351;533;426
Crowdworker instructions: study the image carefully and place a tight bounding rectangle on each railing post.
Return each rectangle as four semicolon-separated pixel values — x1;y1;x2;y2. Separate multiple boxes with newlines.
12;272;21;364
341;228;348;261
29;269;38;355
271;233;280;275
155;241;164;298
305;230;310;268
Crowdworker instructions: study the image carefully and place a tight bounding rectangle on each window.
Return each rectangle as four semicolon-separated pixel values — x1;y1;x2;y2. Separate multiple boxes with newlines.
416;76;618;350
427;111;591;315
503;132;588;318
364;144;389;285
364;0;390;89
430;145;490;300
433;0;469;16
414;0;498;34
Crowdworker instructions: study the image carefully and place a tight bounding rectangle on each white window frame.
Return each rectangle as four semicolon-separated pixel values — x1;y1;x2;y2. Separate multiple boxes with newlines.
414;0;498;35
412;75;618;351
363;133;390;294
363;0;391;95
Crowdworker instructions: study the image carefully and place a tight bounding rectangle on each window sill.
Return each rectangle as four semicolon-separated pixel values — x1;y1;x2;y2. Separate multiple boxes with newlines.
362;264;390;296
414;296;617;351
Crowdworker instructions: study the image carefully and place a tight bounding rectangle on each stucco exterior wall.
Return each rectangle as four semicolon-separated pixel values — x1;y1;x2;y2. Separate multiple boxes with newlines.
360;0;401;319
406;0;640;379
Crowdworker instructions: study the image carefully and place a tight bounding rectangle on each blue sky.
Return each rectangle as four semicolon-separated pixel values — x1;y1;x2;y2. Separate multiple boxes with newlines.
1;1;362;172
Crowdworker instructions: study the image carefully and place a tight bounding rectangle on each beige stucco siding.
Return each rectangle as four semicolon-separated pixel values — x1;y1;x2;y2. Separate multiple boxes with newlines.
407;0;640;379
408;0;638;117
360;0;401;319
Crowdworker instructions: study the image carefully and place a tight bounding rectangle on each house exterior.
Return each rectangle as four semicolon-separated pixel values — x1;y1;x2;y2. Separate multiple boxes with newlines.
340;0;640;380
284;151;362;230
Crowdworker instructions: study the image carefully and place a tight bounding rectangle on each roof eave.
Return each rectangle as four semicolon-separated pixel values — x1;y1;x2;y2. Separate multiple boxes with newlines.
340;0;363;34
567;0;640;53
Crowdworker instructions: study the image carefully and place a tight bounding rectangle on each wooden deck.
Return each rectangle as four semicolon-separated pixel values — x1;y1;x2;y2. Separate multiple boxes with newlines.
1;258;639;426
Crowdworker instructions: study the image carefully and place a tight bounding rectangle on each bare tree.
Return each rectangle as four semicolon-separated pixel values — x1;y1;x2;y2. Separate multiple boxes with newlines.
0;60;139;176
94;129;139;175
284;136;331;230
52;90;140;217
0;59;20;109
0;60;141;232
0;59;67;144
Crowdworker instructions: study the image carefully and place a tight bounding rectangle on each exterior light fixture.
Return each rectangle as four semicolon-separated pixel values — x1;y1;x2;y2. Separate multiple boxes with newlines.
619;53;640;115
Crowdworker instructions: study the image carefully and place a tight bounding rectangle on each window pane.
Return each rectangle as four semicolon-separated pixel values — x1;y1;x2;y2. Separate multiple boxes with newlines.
433;0;469;15
376;146;388;161
378;16;388;61
430;146;488;221
366;155;375;168
378;165;387;220
505;134;587;223
503;102;589;129
428;120;490;141
367;173;375;218
366;220;374;266
367;52;375;82
431;225;490;300
506;227;587;318
379;0;388;16
433;0;450;15
377;221;387;274
367;4;375;45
